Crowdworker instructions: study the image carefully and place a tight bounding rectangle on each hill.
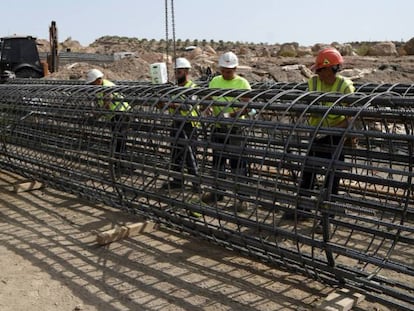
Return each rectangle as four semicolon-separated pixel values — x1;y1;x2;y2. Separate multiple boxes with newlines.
41;36;414;84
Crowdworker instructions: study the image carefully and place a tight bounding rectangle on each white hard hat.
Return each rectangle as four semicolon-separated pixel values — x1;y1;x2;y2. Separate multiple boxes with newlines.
174;57;191;69
218;52;239;68
85;69;104;84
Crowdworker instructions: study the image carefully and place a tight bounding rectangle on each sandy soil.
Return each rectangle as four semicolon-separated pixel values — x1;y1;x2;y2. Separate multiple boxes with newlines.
0;169;396;311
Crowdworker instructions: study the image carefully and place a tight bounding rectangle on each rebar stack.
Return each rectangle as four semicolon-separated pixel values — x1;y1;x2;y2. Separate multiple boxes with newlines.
0;82;413;310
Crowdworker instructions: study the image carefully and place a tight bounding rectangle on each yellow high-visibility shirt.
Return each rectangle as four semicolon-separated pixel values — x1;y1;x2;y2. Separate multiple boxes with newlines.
97;79;130;114
308;75;354;127
208;75;251;117
168;80;200;127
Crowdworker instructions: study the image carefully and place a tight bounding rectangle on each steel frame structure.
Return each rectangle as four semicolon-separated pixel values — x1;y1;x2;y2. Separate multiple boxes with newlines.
0;82;413;309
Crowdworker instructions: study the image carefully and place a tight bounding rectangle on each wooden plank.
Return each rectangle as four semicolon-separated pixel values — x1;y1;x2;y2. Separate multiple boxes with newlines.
316;288;365;311
95;221;159;245
13;180;44;193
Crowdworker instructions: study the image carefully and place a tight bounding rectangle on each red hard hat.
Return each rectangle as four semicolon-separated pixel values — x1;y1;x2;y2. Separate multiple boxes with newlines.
311;47;344;71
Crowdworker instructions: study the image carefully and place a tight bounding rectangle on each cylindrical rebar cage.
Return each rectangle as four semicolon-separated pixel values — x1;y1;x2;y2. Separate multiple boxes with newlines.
0;81;413;310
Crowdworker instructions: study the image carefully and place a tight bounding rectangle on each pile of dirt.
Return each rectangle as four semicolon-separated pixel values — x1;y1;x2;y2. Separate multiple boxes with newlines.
47;56;152;81
43;36;414;84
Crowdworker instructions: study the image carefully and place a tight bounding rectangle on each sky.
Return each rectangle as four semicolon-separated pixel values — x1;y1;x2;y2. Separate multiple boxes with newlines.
2;0;412;47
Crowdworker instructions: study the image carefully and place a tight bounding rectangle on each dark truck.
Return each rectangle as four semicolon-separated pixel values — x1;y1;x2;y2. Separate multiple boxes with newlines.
0;35;45;81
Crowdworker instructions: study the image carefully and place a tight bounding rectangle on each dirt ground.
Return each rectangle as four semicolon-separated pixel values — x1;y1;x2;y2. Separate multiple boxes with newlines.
0;169;396;311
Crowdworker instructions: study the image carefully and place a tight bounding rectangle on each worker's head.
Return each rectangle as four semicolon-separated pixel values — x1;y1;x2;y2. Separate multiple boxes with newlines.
218;52;238;80
174;57;191;85
86;69;104;85
312;47;343;84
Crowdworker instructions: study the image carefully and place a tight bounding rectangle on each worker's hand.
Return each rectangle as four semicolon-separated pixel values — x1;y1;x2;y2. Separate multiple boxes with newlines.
229;108;247;118
202;107;213;116
156;102;165;109
103;95;113;110
240;107;249;116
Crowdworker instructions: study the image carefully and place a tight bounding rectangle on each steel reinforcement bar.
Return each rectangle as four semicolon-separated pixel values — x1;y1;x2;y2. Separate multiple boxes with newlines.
5;78;414;96
4;78;153;86
251;81;414;96
0;83;413;310
5;78;414;97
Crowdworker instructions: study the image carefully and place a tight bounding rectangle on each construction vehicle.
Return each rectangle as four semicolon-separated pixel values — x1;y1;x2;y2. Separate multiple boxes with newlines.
0;21;58;82
0;35;44;79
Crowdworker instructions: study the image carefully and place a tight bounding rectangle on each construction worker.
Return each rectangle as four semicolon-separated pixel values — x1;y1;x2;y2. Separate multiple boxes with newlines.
282;47;355;231
160;58;200;191
201;51;251;212
85;69;131;176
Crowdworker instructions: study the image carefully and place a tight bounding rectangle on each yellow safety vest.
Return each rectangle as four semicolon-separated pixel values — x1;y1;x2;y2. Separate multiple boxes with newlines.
208;75;251;127
169;80;200;127
308;75;354;127
97;79;130;119
209;75;251;117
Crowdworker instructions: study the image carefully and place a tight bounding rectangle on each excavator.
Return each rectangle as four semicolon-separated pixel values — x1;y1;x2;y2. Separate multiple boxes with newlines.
0;21;58;82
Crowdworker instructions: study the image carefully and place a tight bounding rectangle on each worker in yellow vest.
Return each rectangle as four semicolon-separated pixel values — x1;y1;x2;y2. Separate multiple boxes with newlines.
201;52;251;212
307;47;354;127
282;48;354;231
160;58;200;191
86;69;131;177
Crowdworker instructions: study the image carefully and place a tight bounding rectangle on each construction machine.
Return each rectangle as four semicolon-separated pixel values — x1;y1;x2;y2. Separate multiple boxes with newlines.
0;35;44;79
0;21;58;82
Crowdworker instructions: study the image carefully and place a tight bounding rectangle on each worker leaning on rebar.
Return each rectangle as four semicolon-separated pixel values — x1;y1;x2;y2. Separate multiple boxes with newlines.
85;69;131;177
282;47;355;232
201;51;251;212
158;57;201;192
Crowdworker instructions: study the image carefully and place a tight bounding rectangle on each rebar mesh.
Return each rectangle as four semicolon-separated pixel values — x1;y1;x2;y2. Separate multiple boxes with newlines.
0;82;413;310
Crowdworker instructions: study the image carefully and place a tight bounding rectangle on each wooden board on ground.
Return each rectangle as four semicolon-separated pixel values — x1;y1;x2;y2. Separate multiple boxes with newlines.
12;180;44;193
95;221;159;245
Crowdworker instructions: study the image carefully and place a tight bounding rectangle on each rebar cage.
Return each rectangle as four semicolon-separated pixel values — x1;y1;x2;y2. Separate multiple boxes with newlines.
0;80;413;310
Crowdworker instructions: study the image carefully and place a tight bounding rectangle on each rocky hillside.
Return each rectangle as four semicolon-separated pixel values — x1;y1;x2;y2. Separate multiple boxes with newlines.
40;36;414;84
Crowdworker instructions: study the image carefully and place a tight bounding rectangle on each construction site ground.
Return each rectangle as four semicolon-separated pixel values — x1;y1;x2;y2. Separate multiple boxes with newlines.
0;169;395;311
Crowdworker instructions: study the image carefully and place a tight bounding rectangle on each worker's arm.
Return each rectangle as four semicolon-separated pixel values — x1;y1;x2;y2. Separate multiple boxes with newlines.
102;96;113;110
227;96;256;118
